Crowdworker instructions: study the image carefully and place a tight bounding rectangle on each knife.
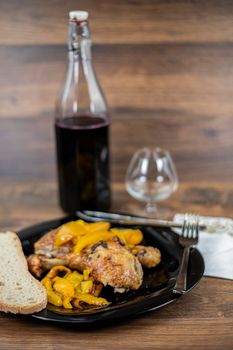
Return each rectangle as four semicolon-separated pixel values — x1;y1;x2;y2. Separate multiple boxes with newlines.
77;210;206;229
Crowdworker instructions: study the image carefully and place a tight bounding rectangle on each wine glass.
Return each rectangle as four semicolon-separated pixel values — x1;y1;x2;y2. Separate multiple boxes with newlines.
125;147;178;214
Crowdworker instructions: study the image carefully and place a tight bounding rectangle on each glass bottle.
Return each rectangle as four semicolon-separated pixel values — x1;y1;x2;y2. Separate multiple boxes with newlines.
55;11;111;213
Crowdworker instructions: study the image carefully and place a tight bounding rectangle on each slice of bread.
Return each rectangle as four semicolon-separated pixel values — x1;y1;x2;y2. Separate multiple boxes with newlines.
0;231;47;314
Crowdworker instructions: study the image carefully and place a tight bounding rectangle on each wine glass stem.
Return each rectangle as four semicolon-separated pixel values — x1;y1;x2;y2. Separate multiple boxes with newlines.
146;201;157;213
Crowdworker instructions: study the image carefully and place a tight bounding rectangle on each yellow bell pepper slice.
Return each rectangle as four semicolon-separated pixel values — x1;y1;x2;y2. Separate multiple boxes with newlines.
53;277;75;298
83;269;91;281
81;280;93;294
43;279;63;307
111;228;143;245
54;227;73;248
73;231;112;253
45;265;71;279
85;222;111;233
41;275;49;286
74;292;109;307
54;220;88;247
55;221;112;248
65;271;83;288
71;222;111;245
63;296;73;309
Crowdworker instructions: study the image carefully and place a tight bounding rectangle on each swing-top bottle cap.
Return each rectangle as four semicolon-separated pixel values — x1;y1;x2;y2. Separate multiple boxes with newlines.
69;11;89;22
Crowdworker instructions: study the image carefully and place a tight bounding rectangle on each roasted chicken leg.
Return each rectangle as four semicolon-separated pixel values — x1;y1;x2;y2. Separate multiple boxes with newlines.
27;228;161;292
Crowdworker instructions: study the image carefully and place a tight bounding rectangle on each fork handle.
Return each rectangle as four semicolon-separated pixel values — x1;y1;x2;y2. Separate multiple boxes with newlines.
173;246;190;294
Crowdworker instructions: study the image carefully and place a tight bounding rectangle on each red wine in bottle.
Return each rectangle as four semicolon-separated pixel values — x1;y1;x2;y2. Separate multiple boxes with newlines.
55;114;110;212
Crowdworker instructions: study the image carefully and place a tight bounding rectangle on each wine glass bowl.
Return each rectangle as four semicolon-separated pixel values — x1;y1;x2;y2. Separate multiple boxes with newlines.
125;147;178;213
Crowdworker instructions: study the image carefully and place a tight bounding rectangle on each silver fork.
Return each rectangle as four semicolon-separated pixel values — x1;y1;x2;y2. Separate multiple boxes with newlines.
173;214;199;295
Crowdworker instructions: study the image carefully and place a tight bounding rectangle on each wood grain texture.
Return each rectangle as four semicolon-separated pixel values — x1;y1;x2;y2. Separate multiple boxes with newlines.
1;44;233;118
0;279;232;350
1;180;233;232
1;0;233;45
0;0;233;349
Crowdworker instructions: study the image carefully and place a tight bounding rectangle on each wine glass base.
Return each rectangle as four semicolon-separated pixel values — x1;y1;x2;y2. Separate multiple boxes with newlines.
146;202;158;213
125;202;172;220
151;205;172;219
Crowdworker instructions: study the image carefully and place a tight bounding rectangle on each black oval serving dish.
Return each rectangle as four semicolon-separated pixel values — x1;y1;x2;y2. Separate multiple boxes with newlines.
18;213;204;325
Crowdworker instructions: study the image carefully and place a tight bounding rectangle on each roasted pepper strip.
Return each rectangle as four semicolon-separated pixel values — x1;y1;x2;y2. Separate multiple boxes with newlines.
63;297;73;309
54;227;73;248
55;220;88;247
83;269;91;281
111;228;143;245
73;231;112;253
65;271;83;288
74;292;109;307
53;277;75;298
55;221;112;248
81;280;93;294
43;278;63;307
45;265;71;279
85;222;111;233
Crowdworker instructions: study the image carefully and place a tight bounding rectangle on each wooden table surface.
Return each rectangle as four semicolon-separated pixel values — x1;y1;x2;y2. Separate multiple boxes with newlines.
0;1;233;349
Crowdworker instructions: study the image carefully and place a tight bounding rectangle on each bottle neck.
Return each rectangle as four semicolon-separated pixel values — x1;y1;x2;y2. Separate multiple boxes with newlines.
56;18;108;117
68;20;92;61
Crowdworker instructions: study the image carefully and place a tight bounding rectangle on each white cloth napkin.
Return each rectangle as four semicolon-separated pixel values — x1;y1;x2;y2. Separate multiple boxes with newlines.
173;214;233;280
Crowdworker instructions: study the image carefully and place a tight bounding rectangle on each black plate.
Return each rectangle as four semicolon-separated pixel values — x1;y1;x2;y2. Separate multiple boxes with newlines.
18;213;204;324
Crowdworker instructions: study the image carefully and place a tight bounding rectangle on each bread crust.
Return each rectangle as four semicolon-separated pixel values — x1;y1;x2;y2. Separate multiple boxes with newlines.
0;298;47;314
0;231;47;314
